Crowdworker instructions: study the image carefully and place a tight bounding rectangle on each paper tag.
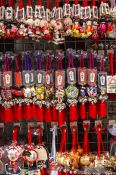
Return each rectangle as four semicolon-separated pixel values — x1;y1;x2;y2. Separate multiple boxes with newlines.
92;6;98;19
105;3;110;15
88;69;97;86
36;70;44;86
3;71;12;88
80;7;86;19
22;71;31;86
67;68;76;85
95;120;102;127
55;70;65;88
78;67;87;85
85;6;91;19
14;72;22;87
0;6;5;20
72;4;80;17
39;6;45;18
44;71;53;87
16;7;25;21
30;70;35;85
26;6;33;19
51;7;56;19
56;7;63;20
98;72;107;88
100;3;106;16
63;4;71;16
107;75;116;93
35;5;40;18
70;122;77;128
5;7;13;20
46;9;51;21
109;120;116;126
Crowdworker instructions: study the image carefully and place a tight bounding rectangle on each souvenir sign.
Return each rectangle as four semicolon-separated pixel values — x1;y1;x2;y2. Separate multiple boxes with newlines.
22;71;31;86
26;6;33;19
55;71;65;88
98;72;107;88
36;70;44;86
14;72;22;87
88;69;97;86
67;68;76;85
78;67;87;85
63;4;71;16
92;6;98;19
56;7;63;20
85;6;91;19
44;71;53;87
5;7;13;20
72;4;81;18
0;6;5;20
107;76;116;93
24;148;38;163
3;71;12;88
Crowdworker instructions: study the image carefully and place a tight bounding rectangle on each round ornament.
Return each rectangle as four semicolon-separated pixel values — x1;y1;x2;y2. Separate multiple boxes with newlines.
23;148;38;163
66;86;79;99
87;86;97;98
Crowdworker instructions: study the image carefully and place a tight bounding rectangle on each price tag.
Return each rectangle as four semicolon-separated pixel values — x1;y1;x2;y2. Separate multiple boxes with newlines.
22;71;31;86
14;72;22;87
63;4;71;16
67;68;76;85
36;70;44;86
44;71;53;87
72;4;81;18
26;6;33;19
78;67;87;85
0;6;5;20
88;69;97;86
55;70;65;88
5;7;13;20
98;72;107;88
3;71;12;88
56;7;63;20
107;76;116;93
92;6;98;19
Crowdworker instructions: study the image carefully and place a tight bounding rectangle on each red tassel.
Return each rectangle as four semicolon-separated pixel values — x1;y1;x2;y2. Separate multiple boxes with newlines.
80;103;86;120
88;103;97;119
36;106;44;122
64;171;69;175
58;170;63;175
16;105;23;120
40;169;46;175
69;106;78;122
45;107;51;123
58;110;65;127
24;104;32;120
0;105;4;122
13;104;17;121
4;107;13;123
52;106;58;121
31;104;37;120
99;101;107;118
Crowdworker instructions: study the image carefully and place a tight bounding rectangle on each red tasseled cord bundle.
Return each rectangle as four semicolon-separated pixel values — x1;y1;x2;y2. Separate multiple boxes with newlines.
4;107;13;123
31;103;37;120
98;101;107;118
58;109;65;127
79;103;86;120
45;107;52;123
69;105;78;122
24;104;32;120
52;106;58;121
88;102;97;119
36;105;44;122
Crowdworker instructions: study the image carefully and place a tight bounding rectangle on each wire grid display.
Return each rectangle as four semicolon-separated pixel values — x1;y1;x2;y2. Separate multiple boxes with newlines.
0;0;116;154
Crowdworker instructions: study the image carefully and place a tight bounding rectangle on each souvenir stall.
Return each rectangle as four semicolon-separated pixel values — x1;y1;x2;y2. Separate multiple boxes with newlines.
0;0;115;174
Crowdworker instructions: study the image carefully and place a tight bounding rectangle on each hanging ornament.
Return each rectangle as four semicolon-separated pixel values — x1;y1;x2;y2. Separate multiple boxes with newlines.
78;52;87;120
98;56;108;118
87;51;97;119
44;53;54;123
1;57;13;123
12;55;23;121
55;53;66;127
66;49;79;122
0;1;5;38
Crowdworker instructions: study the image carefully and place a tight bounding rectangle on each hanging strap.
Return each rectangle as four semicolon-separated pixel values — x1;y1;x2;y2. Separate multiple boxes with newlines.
88;52;94;69
46;55;52;71
37;54;42;70
12;127;18;143
38;126;42;146
28;128;32;146
100;56;104;72
28;0;32;6
91;0;96;6
47;0;50;9
80;53;84;68
15;56;21;72
75;0;79;5
8;0;14;8
95;125;105;159
83;123;90;154
57;55;63;70
65;0;69;4
19;0;24;9
83;0;88;7
24;54;32;71
109;52;114;76
37;0;42;6
55;0;59;8
59;127;67;153
68;53;74;68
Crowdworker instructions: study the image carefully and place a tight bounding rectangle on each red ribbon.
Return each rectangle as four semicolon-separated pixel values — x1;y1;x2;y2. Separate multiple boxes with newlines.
69;106;78;122
4;107;13;123
80;103;86;120
55;0;59;8
47;0;50;9
59;127;67;153
88;103;97;119
31;103;37;120
19;0;24;9
58;110;65;127
36;106;44;122
40;169;47;175
37;0;42;6
83;0;88;7
95;125;105;159
99;101;107;118
12;127;18;143
65;0;69;4
75;0;79;5
28;128;32;146
83;123;90;154
109;52;114;76
24;104;32;121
